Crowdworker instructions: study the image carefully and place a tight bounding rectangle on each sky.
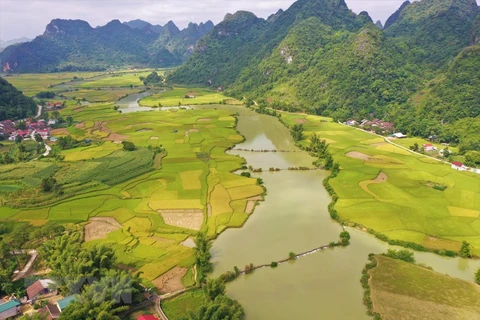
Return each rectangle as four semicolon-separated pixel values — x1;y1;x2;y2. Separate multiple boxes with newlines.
0;0;477;40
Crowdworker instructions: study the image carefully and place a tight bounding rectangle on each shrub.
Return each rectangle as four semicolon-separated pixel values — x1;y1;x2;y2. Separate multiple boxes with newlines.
122;141;136;151
270;261;278;268
289;252;296;260
383;249;415;263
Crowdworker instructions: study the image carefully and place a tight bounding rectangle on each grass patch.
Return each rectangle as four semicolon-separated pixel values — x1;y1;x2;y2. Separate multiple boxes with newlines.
281;112;480;254
139;87;240;107
162;289;206;320
369;255;480;319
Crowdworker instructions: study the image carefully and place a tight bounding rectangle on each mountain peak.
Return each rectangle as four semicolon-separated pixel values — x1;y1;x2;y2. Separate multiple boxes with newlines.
44;19;92;35
384;1;410;29
163;21;180;35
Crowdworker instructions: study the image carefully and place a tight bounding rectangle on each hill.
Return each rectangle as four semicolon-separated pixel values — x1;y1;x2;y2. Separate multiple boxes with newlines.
384;0;479;66
170;0;366;85
0;77;37;120
0;19;213;73
170;0;480;150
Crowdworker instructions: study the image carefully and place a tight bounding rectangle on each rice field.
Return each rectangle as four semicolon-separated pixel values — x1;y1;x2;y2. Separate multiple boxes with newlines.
0;80;263;284
139;87;242;107
369;255;480;319
281;113;480;256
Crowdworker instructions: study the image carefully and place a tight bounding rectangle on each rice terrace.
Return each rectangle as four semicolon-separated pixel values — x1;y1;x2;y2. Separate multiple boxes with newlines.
1;0;480;317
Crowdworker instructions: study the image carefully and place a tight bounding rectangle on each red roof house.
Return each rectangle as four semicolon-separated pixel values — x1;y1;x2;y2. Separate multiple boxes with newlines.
138;315;159;320
27;279;55;301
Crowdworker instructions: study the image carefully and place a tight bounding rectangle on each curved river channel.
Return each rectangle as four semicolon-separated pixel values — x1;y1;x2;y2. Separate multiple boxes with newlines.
196;105;480;320
114;96;480;319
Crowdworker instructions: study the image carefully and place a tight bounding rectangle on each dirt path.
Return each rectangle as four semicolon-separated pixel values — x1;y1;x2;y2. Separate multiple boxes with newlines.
35;105;42;119
359;172;388;199
12;249;38;281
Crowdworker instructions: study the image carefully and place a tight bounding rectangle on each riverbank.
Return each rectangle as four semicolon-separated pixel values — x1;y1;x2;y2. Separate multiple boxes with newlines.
366;254;480;319
277;111;480;257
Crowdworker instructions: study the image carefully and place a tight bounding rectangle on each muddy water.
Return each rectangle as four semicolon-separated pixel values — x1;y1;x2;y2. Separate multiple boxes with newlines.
204;105;480;320
116;90;155;113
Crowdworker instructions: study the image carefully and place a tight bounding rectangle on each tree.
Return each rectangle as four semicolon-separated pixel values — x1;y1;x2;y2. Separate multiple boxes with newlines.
339;231;351;246
384;249;415;263
15;134;22;144
460;241;472;258
34;133;43;143
15;120;26;130
142;71;164;86
41;176;57;192
121;141;136;151
289;252;296;260
51;111;60;119
194;232;212;283
290;124;304;141
66;116;74;126
475;267;480;285
204;278;226;301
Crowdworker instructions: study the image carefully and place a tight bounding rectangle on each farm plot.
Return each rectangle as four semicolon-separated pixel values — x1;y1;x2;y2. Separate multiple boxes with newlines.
139;87;241;107
0;100;264;289
369;255;480;320
281;112;480;255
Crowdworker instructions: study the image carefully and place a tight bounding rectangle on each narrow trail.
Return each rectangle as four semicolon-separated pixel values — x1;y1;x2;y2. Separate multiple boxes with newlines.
35;105;42;119
12;249;38;281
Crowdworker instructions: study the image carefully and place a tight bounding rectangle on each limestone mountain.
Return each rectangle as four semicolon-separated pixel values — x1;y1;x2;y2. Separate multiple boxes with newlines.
0;77;37;120
170;0;367;85
170;0;480;149
384;0;479;66
123;19;164;33
0;19;213;73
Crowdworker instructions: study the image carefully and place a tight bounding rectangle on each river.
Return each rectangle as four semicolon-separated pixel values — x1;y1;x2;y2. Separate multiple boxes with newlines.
198;105;480;320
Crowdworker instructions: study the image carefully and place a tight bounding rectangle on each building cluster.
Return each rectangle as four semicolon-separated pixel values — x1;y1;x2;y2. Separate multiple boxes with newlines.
0;279;75;319
0;118;57;142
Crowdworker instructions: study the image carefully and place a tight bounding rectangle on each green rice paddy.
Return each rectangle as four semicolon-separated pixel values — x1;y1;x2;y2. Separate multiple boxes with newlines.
369;255;480;319
0;76;264;284
281;113;480;256
139;87;241;107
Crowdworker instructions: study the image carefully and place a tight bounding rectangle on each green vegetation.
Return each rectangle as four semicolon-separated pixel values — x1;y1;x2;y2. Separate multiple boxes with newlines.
143;71;164;86
383;249;415;263
139;87;240;107
0;77;37;120
0;78;264;292
164;278;244;320
475;267;480;284
0;19;213;73
367;254;480;319
171;0;480;154
280;113;480;256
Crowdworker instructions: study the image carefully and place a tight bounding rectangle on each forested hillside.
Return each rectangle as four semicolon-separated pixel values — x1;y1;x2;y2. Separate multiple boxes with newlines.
0;77;37;120
171;0;480;151
0;19;213;73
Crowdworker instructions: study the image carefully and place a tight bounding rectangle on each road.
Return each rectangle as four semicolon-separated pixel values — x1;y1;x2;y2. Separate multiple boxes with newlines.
35;105;42;119
30;130;51;157
12;249;38;281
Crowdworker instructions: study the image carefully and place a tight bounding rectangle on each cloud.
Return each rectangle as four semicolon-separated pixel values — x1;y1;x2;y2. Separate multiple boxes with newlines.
0;0;477;40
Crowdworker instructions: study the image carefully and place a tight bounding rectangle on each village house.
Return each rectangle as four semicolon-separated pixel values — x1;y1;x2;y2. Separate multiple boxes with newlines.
451;161;468;171
422;144;436;152
39;303;61;320
26;279;56;303
361;119;395;133
392;132;407;139
0;299;21;319
37;128;51;140
46;102;63;111
346;120;357;126
56;295;76;312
